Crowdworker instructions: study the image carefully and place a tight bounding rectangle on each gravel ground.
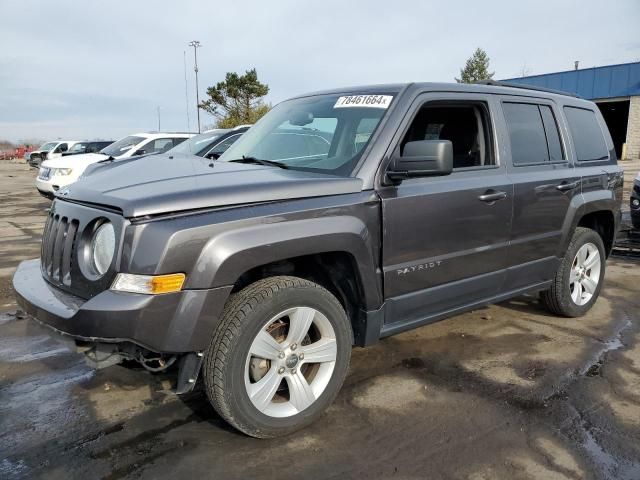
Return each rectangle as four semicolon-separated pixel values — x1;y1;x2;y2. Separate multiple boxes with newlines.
0;160;639;480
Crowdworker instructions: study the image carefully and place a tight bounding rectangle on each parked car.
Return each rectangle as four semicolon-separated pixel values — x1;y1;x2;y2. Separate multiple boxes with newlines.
631;172;640;229
14;82;623;438
61;141;115;156
81;127;251;178
170;125;251;158
28;140;81;167
35;132;193;198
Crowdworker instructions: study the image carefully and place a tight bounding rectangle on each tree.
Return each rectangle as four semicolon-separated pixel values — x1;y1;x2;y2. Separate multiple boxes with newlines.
199;69;271;128
456;48;494;83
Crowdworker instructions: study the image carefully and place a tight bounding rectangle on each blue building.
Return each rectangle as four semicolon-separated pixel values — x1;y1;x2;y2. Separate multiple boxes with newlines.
503;62;640;160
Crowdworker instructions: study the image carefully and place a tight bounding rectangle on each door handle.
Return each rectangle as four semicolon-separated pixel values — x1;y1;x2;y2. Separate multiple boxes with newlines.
478;190;507;203
556;181;579;192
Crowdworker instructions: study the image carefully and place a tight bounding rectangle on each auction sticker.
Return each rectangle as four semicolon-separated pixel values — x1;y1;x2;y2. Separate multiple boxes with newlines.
334;95;393;109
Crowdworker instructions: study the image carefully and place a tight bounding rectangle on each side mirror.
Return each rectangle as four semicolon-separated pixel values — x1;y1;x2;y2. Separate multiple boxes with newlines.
134;149;146;156
387;140;453;182
205;152;221;160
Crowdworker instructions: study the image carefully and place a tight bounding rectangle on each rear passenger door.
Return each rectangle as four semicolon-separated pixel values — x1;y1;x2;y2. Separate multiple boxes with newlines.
499;97;580;289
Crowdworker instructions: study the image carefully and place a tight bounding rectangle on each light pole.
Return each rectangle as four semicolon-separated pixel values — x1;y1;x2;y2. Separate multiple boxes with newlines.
188;40;202;133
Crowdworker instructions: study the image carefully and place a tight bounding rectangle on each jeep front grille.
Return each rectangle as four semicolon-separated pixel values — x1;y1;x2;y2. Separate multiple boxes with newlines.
41;212;79;287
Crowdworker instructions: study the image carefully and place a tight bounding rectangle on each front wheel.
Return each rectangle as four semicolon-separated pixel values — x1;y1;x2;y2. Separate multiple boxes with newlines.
203;276;352;438
541;227;606;317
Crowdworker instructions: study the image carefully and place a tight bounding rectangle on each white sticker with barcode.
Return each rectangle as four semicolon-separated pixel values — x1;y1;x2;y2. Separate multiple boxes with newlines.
334;95;393;109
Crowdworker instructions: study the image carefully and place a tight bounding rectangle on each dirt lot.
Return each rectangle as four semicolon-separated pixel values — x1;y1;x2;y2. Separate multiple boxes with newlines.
0;160;639;480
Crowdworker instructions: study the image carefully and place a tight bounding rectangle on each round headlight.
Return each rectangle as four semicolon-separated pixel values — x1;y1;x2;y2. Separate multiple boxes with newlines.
91;222;115;276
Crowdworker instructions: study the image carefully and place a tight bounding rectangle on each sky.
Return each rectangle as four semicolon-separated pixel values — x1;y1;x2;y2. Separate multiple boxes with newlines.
1;0;639;143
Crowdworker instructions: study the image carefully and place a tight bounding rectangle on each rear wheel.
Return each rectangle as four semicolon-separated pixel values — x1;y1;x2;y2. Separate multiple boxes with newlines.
203;276;352;438
541;227;606;317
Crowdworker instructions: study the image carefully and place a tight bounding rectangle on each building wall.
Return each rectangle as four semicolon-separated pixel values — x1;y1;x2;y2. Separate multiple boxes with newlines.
626;96;640;160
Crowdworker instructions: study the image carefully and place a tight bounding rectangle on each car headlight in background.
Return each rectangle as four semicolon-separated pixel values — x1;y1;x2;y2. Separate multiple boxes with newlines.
91;222;115;275
53;168;73;176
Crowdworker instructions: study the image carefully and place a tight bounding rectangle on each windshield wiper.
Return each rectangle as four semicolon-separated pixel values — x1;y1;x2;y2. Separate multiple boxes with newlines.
97;155;116;163
228;156;289;169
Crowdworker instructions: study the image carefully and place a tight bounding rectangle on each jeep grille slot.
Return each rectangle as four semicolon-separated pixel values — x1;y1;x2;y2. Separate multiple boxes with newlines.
41;213;79;286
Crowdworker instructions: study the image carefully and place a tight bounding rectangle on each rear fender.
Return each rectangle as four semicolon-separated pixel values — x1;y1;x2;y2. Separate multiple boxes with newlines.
557;190;620;257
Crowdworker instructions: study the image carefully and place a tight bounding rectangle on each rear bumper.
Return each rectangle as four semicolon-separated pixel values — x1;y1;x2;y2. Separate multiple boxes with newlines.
13;259;233;353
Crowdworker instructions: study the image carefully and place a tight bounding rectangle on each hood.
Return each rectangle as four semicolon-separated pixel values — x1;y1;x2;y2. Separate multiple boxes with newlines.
59;153;363;217
42;153;108;169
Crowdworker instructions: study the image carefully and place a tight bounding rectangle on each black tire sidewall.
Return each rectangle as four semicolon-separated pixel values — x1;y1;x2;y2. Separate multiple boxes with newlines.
218;283;351;436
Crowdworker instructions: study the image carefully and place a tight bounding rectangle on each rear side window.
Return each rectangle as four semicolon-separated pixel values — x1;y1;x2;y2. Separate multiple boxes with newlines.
502;103;549;165
563;107;609;161
539;106;564;161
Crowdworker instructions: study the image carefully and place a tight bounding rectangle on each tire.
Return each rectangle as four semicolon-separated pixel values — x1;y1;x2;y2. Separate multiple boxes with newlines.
203;276;352;438
541;227;606;317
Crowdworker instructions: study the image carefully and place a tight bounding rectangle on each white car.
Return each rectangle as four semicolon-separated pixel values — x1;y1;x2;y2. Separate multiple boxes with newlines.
36;132;193;198
28;140;81;167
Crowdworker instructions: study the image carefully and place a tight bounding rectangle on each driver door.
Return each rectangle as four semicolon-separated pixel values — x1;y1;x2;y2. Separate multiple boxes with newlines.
378;93;513;332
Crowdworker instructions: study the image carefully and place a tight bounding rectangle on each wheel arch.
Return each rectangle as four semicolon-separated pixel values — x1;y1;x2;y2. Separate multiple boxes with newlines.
558;191;620;258
185;213;383;313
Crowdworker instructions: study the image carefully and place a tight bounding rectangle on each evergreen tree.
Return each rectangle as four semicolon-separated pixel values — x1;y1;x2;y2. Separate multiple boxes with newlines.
456;48;495;83
200;69;270;128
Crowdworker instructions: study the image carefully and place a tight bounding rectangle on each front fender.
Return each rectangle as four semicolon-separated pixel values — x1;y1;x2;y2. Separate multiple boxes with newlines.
186;215;382;309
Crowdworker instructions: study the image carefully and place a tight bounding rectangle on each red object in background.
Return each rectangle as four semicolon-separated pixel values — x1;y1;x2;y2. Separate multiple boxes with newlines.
0;145;34;160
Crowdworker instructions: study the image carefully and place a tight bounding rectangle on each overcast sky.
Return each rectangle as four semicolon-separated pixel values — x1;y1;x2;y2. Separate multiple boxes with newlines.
1;0;639;143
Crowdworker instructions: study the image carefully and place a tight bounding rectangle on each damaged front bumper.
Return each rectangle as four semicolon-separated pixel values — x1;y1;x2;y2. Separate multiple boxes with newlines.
13;259;232;392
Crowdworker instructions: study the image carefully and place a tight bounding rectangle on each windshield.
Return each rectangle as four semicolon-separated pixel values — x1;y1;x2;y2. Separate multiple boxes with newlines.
168;130;227;156
100;135;145;157
38;142;58;151
68;142;89;153
218;93;395;176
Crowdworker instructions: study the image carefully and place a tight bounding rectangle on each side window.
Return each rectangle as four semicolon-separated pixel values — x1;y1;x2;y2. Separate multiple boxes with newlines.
207;133;242;156
539;106;564;161
502;103;549;165
563;106;609;162
355;118;378;153
147;138;176;153
401;102;494;169
304;135;331;156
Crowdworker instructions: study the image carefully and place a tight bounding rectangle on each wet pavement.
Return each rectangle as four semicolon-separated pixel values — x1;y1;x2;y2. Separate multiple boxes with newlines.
1;160;639;479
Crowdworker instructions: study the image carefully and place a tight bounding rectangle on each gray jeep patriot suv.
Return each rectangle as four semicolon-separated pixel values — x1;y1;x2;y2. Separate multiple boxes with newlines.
13;81;623;437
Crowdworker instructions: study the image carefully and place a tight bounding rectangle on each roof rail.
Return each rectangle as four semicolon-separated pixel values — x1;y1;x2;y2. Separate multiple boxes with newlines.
474;80;581;98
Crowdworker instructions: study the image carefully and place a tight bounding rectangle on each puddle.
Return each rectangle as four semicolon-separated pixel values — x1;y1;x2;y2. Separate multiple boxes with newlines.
581;423;640;480
0;459;28;479
578;317;631;376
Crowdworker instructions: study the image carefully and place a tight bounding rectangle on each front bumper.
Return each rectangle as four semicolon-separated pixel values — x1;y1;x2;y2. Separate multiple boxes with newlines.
13;259;232;353
35;177;55;194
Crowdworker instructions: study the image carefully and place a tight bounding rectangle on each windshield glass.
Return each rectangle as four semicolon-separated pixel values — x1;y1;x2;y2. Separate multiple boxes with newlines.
68;142;89;153
38;142;58;151
168;130;227;156
100;136;144;157
218;93;395;176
